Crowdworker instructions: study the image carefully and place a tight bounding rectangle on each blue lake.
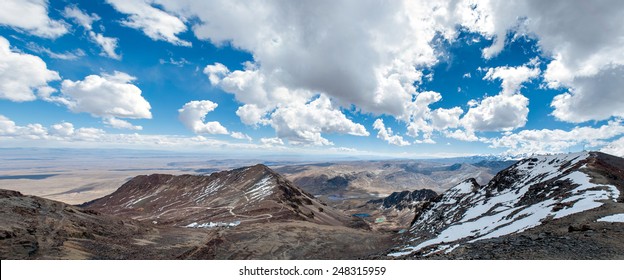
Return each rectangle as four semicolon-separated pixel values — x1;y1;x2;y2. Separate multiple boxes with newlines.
352;213;371;218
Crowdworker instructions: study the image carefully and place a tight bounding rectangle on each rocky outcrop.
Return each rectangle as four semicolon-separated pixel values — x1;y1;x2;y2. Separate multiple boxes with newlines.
367;189;438;210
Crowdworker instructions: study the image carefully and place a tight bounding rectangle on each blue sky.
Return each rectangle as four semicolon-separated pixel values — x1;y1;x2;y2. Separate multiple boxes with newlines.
1;0;623;158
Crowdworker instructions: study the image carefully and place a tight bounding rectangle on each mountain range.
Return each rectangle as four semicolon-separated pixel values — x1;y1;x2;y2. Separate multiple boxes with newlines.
1;151;622;259
274;159;515;213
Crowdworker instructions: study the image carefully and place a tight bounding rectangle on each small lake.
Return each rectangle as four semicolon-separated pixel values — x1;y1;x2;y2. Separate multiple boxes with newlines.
352;213;371;218
327;195;344;201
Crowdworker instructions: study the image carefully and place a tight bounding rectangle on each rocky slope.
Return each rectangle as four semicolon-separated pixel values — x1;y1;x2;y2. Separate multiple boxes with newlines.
0;189;210;259
181;221;391;259
83;164;352;228
389;152;624;259
0;188;392;260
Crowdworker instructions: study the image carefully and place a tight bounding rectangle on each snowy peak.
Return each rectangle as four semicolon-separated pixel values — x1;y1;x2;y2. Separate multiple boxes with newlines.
84;164;349;227
390;151;624;257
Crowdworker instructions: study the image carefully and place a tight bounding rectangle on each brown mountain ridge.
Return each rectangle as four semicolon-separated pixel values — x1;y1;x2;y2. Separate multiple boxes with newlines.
82;164;353;227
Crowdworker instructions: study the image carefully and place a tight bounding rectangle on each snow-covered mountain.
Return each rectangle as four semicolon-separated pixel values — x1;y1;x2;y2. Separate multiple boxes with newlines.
390;151;624;257
84;164;350;227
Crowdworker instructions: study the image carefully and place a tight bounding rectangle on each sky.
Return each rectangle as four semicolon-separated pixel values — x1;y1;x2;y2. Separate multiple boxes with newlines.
0;0;623;158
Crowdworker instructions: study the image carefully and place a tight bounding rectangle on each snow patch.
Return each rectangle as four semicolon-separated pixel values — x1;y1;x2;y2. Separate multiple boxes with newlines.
185;220;241;228
195;179;224;203
452;180;475;195
124;192;160;208
597;213;624;223
245;176;274;202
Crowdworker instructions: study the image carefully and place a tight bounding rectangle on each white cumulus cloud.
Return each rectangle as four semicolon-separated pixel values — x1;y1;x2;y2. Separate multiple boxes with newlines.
404;91;446;142
445;129;480;142
178;100;229;135
103;116;143;130
0;36;60;102
88;31;121;60
431;107;463;130
203;62;312;126
49;122;75;137
461;94;529;132
373;119;410;146
106;0;191;46
551;66;624;123
269;95;369;146
489;120;624;155
0;115;18;135
43;72;152;130
260;137;284;146
230;131;252;141
0;0;68;38
483;63;540;96
0;115;109;142
460;63;539;132
0;115;47;139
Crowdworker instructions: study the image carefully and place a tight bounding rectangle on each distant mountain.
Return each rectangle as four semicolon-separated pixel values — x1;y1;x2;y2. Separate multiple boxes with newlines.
275;159;514;203
426;154;521;164
390;152;624;259
83;164;351;228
